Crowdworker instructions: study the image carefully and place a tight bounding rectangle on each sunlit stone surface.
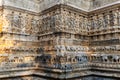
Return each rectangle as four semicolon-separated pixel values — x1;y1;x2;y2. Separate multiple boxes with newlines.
0;0;120;80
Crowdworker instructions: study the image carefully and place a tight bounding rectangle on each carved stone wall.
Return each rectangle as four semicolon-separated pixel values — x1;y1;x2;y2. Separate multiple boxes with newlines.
0;0;120;80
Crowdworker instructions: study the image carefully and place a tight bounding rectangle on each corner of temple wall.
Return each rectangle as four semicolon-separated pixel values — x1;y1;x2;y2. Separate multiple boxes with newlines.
0;0;119;80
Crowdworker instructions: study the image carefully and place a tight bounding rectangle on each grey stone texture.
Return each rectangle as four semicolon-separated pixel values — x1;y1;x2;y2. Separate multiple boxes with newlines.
0;0;120;80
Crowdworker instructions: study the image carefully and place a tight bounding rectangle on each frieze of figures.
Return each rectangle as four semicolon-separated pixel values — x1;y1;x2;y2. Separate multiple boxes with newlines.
89;9;120;31
60;9;120;34
1;8;120;36
21;54;120;70
39;15;56;34
61;15;89;33
3;11;40;35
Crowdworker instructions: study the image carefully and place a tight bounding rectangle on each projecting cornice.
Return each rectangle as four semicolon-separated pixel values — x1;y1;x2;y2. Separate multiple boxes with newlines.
3;5;39;16
1;0;120;16
88;3;120;15
39;2;120;16
62;1;120;14
1;0;40;13
89;1;120;14
90;0;120;11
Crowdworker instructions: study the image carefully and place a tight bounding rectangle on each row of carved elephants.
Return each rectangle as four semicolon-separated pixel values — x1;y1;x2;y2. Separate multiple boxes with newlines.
35;54;88;63
35;54;120;70
91;54;120;63
35;54;88;70
36;54;120;64
0;54;119;70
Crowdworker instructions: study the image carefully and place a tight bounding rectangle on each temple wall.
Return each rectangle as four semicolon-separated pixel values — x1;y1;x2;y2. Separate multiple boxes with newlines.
0;5;40;72
0;0;120;79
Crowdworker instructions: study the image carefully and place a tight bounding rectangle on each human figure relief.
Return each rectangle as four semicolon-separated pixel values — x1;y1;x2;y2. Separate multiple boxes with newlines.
105;14;110;28
113;10;119;26
79;16;83;31
93;16;98;29
55;15;61;31
21;15;26;34
87;19;91;31
31;18;39;34
12;14;21;29
91;19;94;30
83;18;88;31
63;17;67;30
25;16;32;34
98;14;104;29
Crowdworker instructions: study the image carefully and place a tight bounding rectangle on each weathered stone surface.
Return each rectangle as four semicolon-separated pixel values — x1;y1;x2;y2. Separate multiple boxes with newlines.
0;0;120;80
